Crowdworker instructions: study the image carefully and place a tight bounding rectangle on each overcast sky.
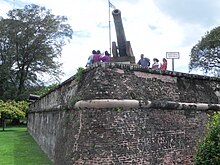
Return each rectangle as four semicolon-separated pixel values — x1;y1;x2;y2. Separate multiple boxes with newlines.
1;0;220;82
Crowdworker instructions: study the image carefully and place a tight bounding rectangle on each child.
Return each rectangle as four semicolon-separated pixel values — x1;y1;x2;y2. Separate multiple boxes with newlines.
152;58;159;69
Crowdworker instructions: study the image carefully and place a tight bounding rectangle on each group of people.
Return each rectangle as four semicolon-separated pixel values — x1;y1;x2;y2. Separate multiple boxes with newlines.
86;50;111;67
137;54;167;71
86;51;167;71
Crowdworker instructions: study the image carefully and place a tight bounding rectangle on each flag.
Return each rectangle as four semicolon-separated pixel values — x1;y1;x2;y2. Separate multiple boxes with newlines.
109;1;116;9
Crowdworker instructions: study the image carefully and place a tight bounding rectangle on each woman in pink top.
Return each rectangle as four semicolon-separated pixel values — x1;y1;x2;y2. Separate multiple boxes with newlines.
93;50;101;63
160;58;167;71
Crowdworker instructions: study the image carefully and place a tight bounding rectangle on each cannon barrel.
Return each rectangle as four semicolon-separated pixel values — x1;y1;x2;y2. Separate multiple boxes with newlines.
111;9;135;63
112;9;127;57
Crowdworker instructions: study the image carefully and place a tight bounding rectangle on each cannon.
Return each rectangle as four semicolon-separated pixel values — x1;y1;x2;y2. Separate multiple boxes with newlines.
111;9;135;64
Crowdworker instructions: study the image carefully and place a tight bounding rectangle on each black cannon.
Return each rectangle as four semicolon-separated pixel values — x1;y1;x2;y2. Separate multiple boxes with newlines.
111;9;135;64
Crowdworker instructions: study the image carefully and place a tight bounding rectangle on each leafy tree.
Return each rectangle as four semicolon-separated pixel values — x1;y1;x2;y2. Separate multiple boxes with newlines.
189;26;220;76
0;4;73;100
0;100;28;131
194;112;220;164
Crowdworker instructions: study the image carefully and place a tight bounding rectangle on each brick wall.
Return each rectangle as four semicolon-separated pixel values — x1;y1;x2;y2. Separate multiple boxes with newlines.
28;63;220;164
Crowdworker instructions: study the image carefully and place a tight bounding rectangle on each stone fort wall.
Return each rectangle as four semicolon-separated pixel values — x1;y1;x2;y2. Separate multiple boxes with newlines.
28;63;220;164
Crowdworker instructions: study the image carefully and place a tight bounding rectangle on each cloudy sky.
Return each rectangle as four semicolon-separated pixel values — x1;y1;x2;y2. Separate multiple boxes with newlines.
1;0;220;82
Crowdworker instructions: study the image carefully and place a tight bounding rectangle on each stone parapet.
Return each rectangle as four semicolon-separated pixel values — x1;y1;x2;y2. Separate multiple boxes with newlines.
28;63;220;164
86;62;220;81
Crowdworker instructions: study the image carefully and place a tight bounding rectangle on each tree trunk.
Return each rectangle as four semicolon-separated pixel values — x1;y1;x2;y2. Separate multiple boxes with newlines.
2;118;5;131
12;118;20;125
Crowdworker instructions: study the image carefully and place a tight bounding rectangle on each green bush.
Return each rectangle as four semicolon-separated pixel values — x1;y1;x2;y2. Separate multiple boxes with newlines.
75;67;85;82
194;112;220;165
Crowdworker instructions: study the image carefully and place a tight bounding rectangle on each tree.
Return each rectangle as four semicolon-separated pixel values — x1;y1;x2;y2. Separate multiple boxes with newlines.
194;112;220;164
189;26;220;76
0;100;28;131
0;4;73;100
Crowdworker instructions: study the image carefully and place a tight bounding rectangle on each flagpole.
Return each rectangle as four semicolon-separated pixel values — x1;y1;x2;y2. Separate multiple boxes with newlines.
108;0;112;55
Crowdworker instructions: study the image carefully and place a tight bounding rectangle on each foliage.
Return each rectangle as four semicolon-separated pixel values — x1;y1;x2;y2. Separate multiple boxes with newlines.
75;67;85;82
69;96;82;108
194;112;220;165
115;107;123;112
0;4;73;100
33;83;58;96
0;126;52;164
0;100;29;131
189;26;220;76
63;96;82;111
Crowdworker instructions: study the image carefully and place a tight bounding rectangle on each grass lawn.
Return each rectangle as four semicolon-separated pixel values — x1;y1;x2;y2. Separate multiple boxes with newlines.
0;126;52;165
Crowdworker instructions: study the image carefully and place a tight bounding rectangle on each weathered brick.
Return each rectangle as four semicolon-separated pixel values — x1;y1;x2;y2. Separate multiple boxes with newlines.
28;65;220;164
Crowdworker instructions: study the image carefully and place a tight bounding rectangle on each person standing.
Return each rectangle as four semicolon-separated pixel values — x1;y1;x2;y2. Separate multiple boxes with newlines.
137;54;150;68
100;51;110;62
86;50;96;67
152;58;159;69
93;50;101;63
160;58;167;71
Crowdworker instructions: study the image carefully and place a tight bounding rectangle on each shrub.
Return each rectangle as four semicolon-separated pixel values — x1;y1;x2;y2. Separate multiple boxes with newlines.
194;112;220;165
75;67;85;82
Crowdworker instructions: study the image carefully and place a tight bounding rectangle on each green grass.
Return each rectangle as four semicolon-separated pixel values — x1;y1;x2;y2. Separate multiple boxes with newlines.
0;126;52;165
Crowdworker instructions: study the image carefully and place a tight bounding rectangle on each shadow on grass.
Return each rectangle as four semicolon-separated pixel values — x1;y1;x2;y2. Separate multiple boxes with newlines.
0;130;16;133
0;126;26;132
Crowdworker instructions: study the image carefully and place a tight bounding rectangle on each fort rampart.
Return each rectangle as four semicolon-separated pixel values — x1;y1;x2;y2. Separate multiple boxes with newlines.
28;63;220;164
